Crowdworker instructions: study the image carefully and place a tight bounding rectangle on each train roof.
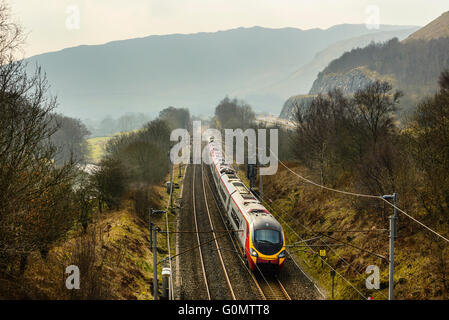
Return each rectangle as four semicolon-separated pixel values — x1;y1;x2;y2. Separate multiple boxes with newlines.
207;140;281;227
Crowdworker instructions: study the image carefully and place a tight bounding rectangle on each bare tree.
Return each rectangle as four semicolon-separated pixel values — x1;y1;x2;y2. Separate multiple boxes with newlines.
0;2;78;276
352;80;402;146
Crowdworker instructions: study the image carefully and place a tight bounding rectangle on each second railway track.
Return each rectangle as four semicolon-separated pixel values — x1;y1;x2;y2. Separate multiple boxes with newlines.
253;271;291;300
191;164;235;300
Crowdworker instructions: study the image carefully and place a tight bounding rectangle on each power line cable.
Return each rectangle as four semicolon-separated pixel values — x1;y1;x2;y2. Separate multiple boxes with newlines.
261;198;372;300
239;133;449;244
218;136;371;298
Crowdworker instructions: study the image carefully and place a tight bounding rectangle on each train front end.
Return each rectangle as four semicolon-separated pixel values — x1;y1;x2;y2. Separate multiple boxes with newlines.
247;216;286;273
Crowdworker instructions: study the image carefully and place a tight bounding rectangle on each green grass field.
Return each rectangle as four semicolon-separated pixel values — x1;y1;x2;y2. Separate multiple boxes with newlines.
86;130;140;164
87;136;112;164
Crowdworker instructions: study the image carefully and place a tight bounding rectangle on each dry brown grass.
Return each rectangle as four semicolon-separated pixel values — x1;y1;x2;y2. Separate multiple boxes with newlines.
250;162;448;300
0;205;156;300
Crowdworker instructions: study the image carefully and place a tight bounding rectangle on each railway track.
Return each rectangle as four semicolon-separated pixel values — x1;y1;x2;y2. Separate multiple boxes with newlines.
191;164;236;300
191;164;211;299
202;163;291;301
253;272;291;300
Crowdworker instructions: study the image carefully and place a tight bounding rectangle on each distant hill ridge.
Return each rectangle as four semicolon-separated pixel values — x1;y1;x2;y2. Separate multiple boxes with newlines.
25;24;418;119
405;11;449;42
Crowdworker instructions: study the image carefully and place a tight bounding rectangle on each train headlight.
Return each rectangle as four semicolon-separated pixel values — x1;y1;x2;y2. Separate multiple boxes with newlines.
250;248;258;257
278;250;286;259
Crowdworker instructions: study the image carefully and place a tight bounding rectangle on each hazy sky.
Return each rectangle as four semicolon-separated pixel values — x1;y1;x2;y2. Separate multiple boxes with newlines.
9;0;449;57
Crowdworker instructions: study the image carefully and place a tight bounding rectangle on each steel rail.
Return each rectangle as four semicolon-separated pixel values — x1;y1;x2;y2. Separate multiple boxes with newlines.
200;163;236;300
192;165;211;299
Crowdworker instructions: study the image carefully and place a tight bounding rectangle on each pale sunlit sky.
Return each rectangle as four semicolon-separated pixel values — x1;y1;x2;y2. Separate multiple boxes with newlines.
8;0;449;57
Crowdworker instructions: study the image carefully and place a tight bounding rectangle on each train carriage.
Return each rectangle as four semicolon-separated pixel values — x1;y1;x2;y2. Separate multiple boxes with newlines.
205;138;286;272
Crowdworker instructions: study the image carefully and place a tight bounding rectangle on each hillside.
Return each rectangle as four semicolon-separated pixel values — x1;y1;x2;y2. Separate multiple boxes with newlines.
309;37;449;105
279;11;449;120
25;24;417;119
309;12;449;101
273;27;417;97
2;206;154;299
1;165;180;299
271;70;449;299
405;11;449;42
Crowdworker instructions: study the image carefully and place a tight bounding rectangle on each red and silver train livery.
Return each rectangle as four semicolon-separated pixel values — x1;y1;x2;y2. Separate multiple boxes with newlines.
205;138;286;272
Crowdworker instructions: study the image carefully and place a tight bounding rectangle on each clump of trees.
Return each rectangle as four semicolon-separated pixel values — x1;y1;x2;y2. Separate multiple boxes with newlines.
291;74;449;215
0;2;111;299
0;0;186;298
291;80;403;194
0;1;80;282
92;107;190;219
214;97;255;130
213;96;295;162
50;114;91;165
92;157;127;212
408;70;449;225
159;106;191;131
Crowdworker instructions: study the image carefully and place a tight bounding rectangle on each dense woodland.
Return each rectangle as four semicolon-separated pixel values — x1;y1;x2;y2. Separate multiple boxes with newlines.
281;73;449;299
321;37;449;99
96;107;190;220
291;74;449;222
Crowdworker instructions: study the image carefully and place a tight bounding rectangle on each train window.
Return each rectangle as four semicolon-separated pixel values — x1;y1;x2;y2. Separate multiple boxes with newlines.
231;209;240;228
255;229;281;244
251;209;267;214
219;186;227;202
214;170;218;182
233;182;250;195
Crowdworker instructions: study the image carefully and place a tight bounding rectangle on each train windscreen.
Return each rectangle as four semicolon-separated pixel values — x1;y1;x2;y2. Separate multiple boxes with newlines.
255;229;281;244
254;228;283;255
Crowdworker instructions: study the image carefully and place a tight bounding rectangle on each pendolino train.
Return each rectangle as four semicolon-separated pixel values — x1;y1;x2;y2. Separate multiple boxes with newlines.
205;138;286;272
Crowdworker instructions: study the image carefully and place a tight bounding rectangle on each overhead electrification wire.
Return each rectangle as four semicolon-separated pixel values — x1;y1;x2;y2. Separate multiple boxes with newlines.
380;197;449;243
219;136;370;298
239;133;449;244
261;198;372;300
158;232;230;265
316;232;387;260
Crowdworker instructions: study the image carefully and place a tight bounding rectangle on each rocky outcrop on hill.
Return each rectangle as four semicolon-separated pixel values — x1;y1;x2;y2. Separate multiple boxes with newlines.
279;95;317;120
280;67;381;119
309;67;379;95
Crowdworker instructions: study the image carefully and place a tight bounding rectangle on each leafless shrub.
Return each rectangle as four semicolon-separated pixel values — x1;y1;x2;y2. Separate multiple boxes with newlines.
62;226;114;300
